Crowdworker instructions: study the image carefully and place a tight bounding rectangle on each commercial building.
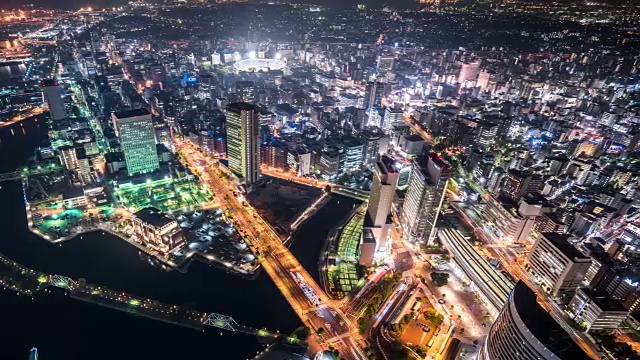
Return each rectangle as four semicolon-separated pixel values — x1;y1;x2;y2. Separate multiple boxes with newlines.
235;81;255;103
338;136;364;174
476;121;498;150
365;155;399;252
479;281;591;360
358;126;386;165
112;109;159;176
224;102;260;186
400;153;452;244
500;169;542;201
567;288;628;332
59;145;93;186
382;107;404;131
526;233;591;299
480;195;542;244
131;207;184;253
41;79;67;121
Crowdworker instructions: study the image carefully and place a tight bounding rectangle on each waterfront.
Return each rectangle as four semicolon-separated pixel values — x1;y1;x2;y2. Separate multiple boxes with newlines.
0;117;358;359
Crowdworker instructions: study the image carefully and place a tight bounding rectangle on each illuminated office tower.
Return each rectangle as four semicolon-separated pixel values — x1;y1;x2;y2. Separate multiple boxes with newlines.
479;281;591;360
366;155;399;252
224;102;260;186
41;79;67;121
111;109;159;176
400;153;452;243
235;81;255;103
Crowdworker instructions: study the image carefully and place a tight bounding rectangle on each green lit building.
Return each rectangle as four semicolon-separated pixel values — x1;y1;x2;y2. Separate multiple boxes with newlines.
112;109;159;176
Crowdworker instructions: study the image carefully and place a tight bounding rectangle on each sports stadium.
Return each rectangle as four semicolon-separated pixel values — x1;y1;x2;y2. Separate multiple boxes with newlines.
233;58;286;73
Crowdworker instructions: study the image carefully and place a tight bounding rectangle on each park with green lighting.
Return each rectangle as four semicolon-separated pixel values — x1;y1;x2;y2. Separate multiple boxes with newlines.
113;176;214;212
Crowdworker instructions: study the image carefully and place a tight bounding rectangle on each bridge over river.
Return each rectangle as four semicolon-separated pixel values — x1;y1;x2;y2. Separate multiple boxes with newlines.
0;252;304;347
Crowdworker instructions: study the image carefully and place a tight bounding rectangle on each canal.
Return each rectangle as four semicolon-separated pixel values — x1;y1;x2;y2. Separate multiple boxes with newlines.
0;117;358;359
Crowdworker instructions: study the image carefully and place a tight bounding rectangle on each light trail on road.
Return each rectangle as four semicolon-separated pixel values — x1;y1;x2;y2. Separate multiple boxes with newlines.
174;140;365;360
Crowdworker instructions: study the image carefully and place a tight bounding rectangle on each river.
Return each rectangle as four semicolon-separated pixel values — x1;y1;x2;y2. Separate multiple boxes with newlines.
0;117;359;359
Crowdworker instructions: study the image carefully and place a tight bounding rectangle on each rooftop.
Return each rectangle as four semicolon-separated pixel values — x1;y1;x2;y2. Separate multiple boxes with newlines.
512;281;592;360
134;207;175;228
114;108;150;119
579;288;628;312
225;102;256;112
540;233;589;261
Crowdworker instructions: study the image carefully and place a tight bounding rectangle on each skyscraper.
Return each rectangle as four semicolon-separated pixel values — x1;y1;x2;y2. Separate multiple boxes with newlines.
224;102;260;186
401;153;452;243
479;281;591;360
235;81;255;103
364;82;385;109
366;155;399;252
112;109;159;176
41;79;67;121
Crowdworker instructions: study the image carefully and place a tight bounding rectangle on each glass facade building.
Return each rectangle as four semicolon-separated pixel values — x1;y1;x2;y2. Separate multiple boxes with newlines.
224;102;260;186
112;109;159;176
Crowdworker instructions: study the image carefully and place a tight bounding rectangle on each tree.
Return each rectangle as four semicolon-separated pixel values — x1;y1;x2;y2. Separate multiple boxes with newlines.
430;272;450;287
294;326;311;340
316;327;325;336
324;185;332;193
425;308;445;327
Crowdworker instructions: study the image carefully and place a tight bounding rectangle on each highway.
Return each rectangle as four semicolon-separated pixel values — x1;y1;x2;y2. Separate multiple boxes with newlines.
174;140;366;360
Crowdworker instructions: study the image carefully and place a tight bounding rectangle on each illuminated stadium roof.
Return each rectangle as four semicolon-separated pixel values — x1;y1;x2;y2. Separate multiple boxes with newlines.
234;58;286;72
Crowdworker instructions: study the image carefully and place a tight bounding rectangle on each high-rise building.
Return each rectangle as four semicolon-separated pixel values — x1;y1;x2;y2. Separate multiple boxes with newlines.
526;233;591;299
476;121;498;150
59;145;93;186
366;156;399;252
111;109;159;176
358;126;386;165
566;288;628;332
224;102;260;186
500;169;542;201
479;281;591;360
41;79;67;121
364;82;385;109
338;136;364;174
382;107;404;131
400;153;452;243
235;81;255;103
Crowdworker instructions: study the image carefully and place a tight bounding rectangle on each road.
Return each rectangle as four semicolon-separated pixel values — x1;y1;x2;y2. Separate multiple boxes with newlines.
447;195;602;359
367;280;414;360
403;113;435;146
173;140;365;360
